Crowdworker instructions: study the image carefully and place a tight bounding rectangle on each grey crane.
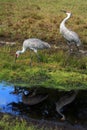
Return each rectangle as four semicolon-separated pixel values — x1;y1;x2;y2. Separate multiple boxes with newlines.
60;10;81;52
15;38;51;65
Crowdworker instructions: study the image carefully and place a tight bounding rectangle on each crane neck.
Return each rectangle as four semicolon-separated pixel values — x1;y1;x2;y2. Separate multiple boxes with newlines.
21;47;26;53
18;47;26;54
61;13;71;27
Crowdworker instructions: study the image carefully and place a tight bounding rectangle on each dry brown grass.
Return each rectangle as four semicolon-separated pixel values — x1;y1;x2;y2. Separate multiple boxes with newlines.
0;0;87;45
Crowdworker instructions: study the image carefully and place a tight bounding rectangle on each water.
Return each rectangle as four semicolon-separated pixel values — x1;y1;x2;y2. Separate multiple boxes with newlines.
0;82;22;115
0;81;87;128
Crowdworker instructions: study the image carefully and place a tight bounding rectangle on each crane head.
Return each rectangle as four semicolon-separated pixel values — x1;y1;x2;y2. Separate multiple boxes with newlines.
60;9;72;15
15;54;18;62
66;12;72;17
16;53;19;58
15;51;20;62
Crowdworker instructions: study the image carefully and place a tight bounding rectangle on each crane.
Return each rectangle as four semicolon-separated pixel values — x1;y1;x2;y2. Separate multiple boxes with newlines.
15;38;51;65
60;10;81;52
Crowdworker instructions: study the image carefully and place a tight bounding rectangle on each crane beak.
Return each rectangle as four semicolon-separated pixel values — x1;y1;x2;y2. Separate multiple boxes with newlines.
60;9;66;13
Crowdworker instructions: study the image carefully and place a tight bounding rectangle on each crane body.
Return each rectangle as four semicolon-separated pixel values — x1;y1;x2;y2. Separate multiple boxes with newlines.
60;11;81;51
15;38;51;64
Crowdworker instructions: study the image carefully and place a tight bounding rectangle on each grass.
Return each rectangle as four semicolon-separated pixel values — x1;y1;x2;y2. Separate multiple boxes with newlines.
0;114;36;130
0;113;62;130
0;0;87;90
0;0;87;43
0;44;87;90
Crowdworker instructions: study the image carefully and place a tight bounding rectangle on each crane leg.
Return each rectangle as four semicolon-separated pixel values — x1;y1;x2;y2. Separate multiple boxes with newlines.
36;54;41;62
33;49;41;62
29;50;33;66
67;44;73;53
75;44;80;52
66;42;72;53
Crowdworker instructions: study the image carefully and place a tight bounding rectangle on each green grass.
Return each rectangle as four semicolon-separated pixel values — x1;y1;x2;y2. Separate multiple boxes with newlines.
0;0;87;90
0;113;59;130
0;114;35;130
0;44;87;90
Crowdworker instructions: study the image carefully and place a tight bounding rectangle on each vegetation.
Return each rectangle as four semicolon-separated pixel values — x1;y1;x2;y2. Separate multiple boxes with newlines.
0;113;64;130
0;114;37;130
0;0;87;90
0;0;87;129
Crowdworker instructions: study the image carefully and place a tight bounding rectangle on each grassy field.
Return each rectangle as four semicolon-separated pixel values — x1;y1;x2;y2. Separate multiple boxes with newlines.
0;0;87;90
0;0;87;43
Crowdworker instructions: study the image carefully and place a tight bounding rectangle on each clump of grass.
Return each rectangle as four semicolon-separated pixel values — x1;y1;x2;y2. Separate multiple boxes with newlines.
0;114;35;130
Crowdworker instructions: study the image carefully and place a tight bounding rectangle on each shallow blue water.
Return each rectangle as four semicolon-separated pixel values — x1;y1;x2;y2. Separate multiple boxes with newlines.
0;82;22;115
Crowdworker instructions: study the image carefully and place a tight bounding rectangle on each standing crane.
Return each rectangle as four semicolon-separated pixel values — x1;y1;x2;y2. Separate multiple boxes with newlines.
60;10;81;52
15;38;51;65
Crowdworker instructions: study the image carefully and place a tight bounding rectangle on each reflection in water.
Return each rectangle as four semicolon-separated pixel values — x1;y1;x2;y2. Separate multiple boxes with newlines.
55;90;78;121
0;81;87;128
22;92;48;105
